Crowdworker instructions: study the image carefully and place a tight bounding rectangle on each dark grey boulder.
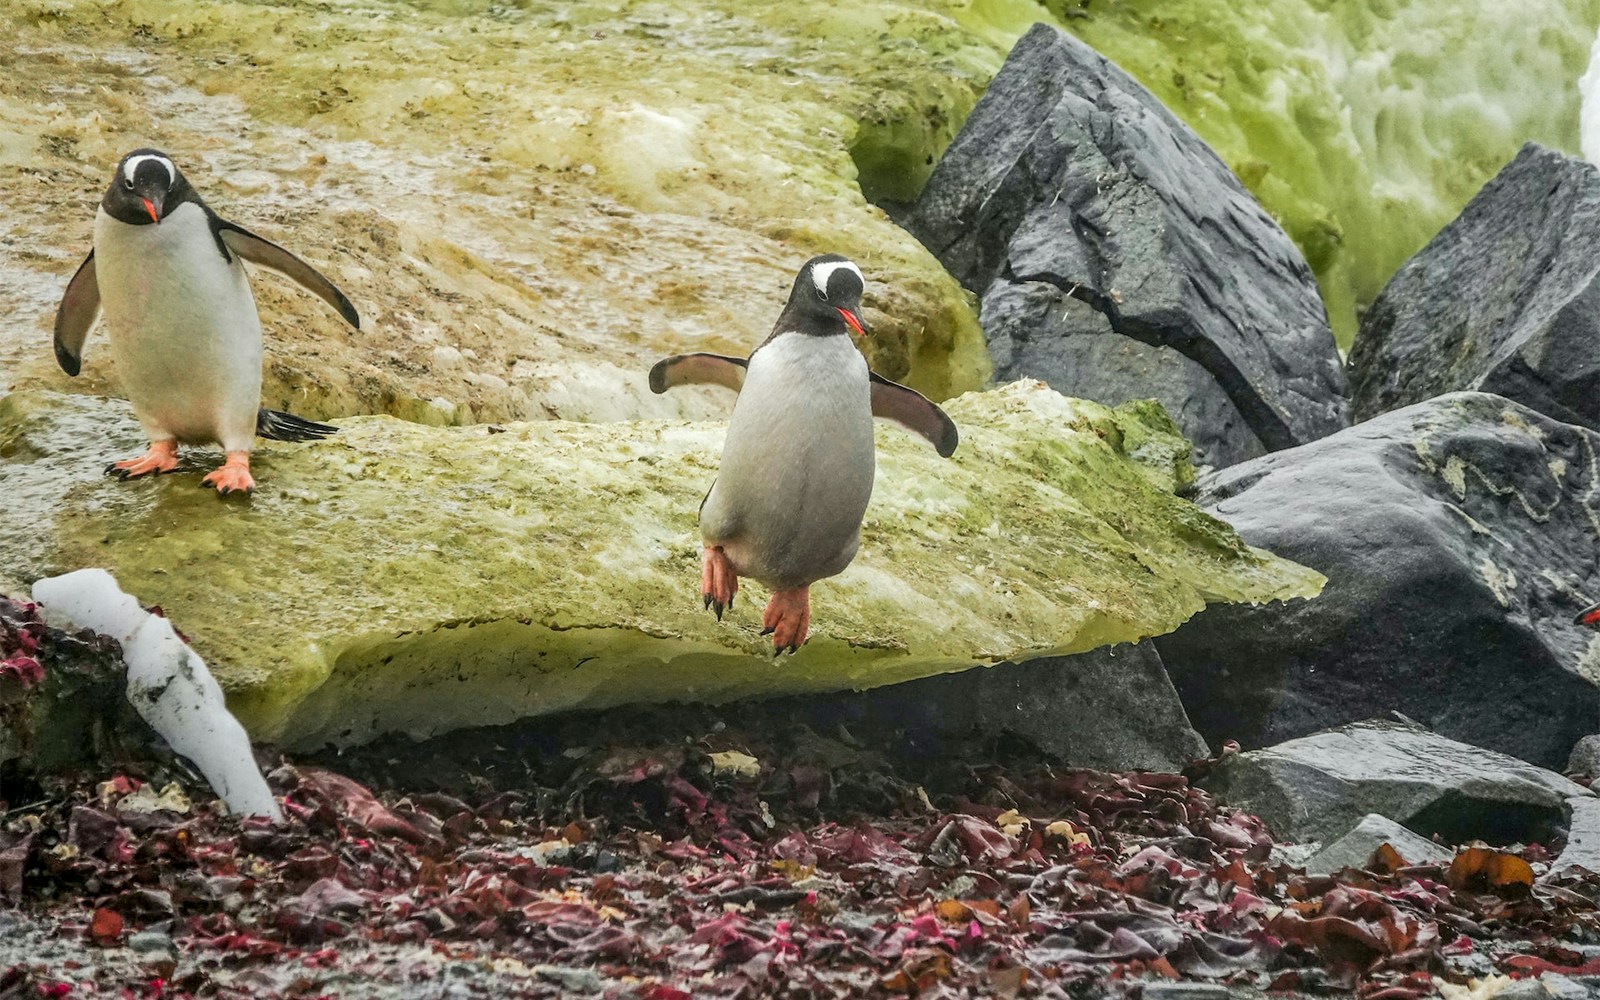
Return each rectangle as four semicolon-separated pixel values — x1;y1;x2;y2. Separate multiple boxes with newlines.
1349;144;1600;428
822;641;1209;773
1154;392;1600;769
1204;719;1590;844
980;280;1267;468
1302;814;1453;876
906;22;1347;466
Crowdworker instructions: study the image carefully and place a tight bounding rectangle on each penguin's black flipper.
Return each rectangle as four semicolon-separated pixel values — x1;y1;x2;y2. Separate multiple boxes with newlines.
868;371;959;458
257;408;338;442
215;220;361;331
649;353;747;394
53;250;100;377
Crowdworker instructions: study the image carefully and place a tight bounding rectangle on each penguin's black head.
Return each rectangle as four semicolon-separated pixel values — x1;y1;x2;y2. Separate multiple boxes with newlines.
785;253;867;338
102;149;192;226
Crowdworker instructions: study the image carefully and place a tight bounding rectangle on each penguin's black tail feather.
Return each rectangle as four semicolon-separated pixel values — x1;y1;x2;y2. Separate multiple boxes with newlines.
256;408;338;442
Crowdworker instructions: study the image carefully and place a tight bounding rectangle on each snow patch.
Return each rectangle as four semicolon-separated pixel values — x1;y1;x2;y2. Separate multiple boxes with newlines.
1583;23;1600;165
31;569;282;822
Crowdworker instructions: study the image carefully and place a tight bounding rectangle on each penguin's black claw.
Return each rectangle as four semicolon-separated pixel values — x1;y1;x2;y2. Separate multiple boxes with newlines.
760;626;775;636
703;594;712;611
713;602;725;622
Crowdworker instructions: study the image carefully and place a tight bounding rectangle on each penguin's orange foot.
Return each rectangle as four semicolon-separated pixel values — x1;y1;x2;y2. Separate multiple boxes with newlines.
201;451;255;497
760;586;810;654
701;545;739;620
106;440;179;479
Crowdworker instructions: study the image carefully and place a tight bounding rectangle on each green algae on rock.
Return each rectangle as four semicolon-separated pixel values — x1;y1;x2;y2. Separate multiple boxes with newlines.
0;0;1001;422
0;384;1320;748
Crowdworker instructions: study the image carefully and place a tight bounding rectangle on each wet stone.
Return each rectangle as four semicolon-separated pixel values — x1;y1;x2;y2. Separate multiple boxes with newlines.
1204;719;1590;844
1303;814;1454;876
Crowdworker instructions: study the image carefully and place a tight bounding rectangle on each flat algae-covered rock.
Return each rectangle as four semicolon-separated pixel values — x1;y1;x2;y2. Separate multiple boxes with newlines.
0;0;1011;421
0;383;1320;749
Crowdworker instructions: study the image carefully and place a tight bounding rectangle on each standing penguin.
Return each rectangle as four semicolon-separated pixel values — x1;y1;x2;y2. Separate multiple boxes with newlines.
52;148;360;496
649;254;958;652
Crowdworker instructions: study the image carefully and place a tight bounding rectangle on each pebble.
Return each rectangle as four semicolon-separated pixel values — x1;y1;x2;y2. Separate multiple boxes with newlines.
128;930;175;956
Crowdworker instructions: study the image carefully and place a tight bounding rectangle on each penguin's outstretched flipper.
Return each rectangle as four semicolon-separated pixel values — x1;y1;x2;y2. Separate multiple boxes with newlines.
648;353;747;394
216;221;361;331
53;250;100;377
256;408;337;442
868;372;959;458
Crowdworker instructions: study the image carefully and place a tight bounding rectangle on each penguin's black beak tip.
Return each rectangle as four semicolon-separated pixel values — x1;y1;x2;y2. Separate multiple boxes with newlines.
837;307;867;337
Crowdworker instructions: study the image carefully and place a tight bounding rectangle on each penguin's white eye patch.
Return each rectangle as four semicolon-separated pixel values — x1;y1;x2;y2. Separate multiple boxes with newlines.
122;154;176;190
811;260;863;299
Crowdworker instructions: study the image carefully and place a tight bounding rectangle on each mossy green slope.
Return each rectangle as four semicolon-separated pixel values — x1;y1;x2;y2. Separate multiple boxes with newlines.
0;385;1320;748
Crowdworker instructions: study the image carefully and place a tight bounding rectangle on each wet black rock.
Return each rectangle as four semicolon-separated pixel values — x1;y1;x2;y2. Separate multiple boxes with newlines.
831;641;1209;773
906;22;1347;468
1154;392;1600;769
1;595;145;780
1349;144;1600;428
1204;719;1590;844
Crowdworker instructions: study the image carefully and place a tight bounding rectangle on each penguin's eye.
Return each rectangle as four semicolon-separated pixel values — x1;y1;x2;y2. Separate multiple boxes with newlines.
123;178;135;190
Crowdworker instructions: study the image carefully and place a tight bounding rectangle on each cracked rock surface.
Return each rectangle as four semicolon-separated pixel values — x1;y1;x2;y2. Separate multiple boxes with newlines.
906;22;1348;469
1349;143;1600;430
1154;392;1600;769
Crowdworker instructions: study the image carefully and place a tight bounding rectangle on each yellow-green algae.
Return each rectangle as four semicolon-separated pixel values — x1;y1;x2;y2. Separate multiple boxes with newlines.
5;0;1590;404
0;0;1008;421
0;384;1321;748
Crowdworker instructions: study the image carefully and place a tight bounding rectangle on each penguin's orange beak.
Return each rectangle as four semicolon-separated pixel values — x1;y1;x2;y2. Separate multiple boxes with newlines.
1577;601;1600;628
141;198;160;224
837;308;867;337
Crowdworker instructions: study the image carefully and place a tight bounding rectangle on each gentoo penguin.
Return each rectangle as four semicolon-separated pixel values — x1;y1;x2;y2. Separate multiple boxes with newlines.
52;148;360;496
649;254;958;653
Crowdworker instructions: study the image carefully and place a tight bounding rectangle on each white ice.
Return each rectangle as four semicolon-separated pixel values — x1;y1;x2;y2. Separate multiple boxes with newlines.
1581;24;1600;165
30;569;283;822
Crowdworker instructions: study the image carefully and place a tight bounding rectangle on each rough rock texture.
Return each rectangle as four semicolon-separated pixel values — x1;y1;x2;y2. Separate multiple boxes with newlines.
1569;735;1600;777
0;384;1321;749
0;595;146;776
1551;796;1600;877
978;281;1267;469
1302;814;1454;877
825;641;1209;773
1349;144;1600;428
1155;392;1600;769
906;22;1348;468
1204;720;1591;844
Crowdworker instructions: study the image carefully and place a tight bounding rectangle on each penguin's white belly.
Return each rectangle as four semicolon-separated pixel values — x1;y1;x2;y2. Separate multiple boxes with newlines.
94;203;263;449
701;333;875;589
